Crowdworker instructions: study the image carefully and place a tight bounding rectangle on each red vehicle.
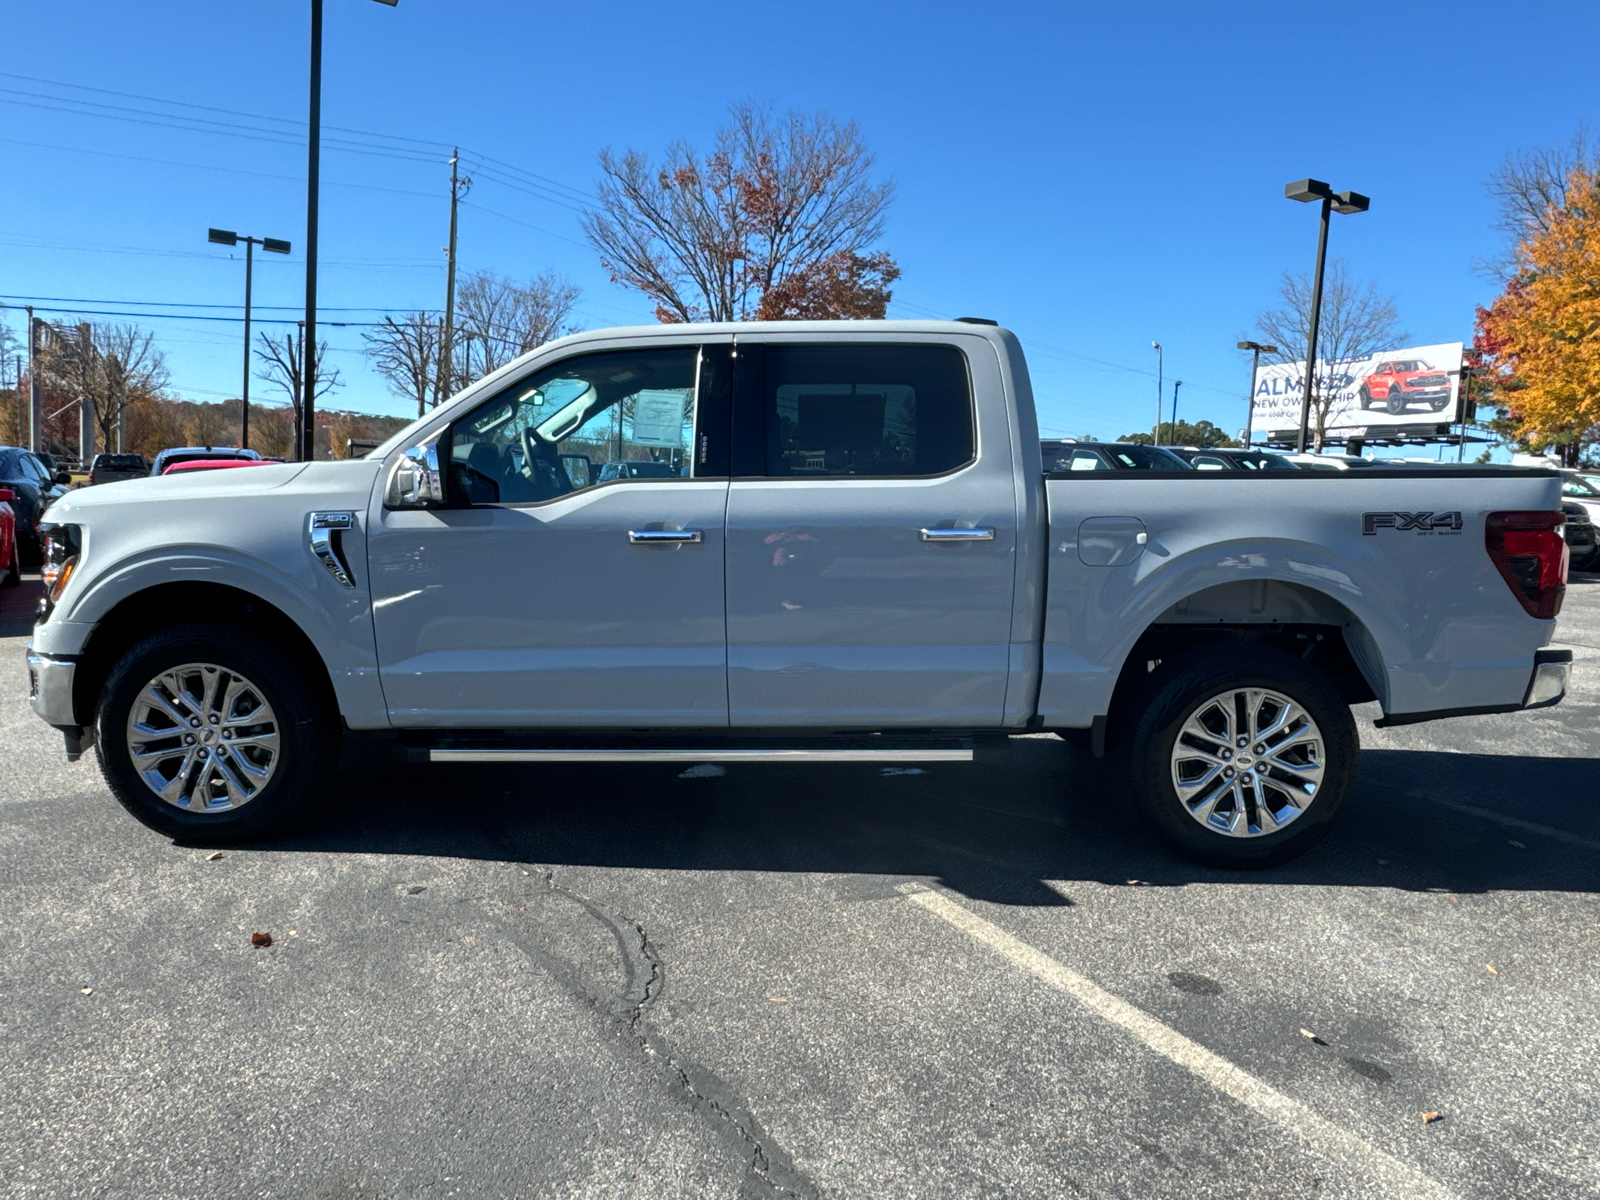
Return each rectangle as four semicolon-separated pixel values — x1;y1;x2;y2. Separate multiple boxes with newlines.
160;458;278;476
0;487;20;591
1358;359;1454;414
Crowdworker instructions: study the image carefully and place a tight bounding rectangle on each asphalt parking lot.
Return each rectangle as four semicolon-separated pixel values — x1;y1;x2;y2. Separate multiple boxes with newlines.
2;572;1597;1200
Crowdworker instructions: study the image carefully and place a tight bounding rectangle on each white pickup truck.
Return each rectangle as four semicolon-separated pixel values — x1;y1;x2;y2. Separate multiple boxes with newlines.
26;321;1572;867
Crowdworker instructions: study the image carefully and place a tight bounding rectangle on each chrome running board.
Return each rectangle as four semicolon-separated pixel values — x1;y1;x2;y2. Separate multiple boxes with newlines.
429;747;973;764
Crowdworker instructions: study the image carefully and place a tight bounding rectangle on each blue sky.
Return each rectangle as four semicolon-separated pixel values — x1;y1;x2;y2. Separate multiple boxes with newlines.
2;0;1595;447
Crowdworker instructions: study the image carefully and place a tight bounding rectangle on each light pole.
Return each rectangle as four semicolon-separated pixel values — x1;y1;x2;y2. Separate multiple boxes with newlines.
209;229;290;451
1170;380;1183;440
1236;340;1278;447
1151;341;1163;444
1285;179;1370;452
303;0;397;462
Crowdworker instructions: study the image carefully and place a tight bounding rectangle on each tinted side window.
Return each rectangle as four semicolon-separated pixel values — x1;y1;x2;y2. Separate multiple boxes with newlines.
759;344;973;478
449;346;704;506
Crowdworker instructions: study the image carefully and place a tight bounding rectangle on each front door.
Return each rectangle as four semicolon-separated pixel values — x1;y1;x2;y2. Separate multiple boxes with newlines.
367;342;732;728
723;338;1020;727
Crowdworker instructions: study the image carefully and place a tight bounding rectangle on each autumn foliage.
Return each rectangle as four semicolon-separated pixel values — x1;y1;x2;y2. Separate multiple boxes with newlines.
1475;166;1600;464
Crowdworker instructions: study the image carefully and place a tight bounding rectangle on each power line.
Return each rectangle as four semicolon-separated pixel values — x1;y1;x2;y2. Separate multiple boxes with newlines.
0;292;441;313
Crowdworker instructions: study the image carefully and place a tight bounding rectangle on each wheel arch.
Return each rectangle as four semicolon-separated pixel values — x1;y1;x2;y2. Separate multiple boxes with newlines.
1099;578;1387;748
72;582;340;727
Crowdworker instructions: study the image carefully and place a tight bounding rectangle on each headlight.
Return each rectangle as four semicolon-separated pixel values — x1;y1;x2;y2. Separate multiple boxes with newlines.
39;522;81;603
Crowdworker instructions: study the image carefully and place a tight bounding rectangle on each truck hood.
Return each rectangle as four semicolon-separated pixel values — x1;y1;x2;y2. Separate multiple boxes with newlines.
46;459;380;521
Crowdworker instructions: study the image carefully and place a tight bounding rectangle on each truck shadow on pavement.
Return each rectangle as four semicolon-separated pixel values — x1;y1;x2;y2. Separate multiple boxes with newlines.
260;736;1600;907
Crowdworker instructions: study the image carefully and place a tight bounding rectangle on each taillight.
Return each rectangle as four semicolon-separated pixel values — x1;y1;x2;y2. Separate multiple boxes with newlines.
1486;511;1567;619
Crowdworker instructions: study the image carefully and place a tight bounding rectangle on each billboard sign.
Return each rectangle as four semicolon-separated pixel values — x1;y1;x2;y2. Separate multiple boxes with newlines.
1252;342;1464;439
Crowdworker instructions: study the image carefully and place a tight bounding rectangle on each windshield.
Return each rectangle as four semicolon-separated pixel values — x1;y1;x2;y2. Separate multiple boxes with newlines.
1563;474;1600;498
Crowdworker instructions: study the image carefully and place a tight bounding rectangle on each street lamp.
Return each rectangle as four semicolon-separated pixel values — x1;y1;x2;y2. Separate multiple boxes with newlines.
303;0;398;461
1151;341;1163;444
1285;178;1370;452
1170;380;1183;440
1236;340;1278;447
209;228;290;451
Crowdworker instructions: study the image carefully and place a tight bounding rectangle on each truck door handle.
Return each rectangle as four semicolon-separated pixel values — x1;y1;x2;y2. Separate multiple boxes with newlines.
919;527;995;543
628;529;703;544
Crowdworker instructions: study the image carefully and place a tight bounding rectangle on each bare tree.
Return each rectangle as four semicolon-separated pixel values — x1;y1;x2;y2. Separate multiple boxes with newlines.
363;312;442;416
453;269;580;376
583;101;897;322
1481;127;1599;277
36;321;169;453
255;327;341;459
1251;259;1408;450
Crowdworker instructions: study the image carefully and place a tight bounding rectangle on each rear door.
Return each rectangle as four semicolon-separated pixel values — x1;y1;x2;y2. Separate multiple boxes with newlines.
723;337;1019;727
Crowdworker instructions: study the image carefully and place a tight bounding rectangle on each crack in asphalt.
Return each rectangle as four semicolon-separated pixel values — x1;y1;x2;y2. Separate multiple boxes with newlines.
498;867;821;1200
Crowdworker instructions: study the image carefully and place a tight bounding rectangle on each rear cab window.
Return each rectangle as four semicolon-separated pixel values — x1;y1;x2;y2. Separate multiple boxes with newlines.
736;343;975;478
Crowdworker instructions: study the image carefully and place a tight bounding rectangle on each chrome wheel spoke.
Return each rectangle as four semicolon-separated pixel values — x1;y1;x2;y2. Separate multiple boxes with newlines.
127;662;279;814
1170;686;1325;840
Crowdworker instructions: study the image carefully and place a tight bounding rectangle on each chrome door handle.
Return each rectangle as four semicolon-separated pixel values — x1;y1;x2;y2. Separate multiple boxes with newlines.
919;527;995;543
628;529;703;544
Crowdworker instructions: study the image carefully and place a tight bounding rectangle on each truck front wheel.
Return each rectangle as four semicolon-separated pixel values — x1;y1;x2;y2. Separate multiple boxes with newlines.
1120;646;1356;868
96;621;337;842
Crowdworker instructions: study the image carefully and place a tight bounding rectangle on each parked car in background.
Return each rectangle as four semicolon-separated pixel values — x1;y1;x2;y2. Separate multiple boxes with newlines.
150;446;261;476
0;446;73;564
1561;502;1597;571
160;458;278;476
0;487;19;589
1167;447;1301;471
1040;440;1192;472
1357;359;1454;414
87;454;150;485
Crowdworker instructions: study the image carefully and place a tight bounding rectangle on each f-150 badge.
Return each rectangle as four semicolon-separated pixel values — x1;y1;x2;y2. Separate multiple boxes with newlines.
1362;511;1463;535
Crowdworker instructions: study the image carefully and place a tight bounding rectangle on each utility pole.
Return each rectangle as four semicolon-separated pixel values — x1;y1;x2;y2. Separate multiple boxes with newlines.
12;356;21;445
77;323;95;465
25;306;39;452
434;148;470;408
1170;380;1183;441
1151;342;1163;445
293;320;307;459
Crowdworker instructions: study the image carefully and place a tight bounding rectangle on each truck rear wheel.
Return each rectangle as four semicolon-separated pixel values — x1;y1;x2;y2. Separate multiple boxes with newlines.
96;621;337;842
1120;646;1356;868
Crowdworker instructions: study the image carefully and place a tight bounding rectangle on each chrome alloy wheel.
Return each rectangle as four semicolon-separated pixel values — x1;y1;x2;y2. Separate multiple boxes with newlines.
125;663;280;812
1169;687;1325;837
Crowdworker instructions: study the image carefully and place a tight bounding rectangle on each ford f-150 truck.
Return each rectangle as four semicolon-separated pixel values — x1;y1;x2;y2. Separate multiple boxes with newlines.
26;321;1573;867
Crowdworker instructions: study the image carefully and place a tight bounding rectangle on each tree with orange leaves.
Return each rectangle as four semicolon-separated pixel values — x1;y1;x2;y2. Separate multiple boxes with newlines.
1475;158;1600;465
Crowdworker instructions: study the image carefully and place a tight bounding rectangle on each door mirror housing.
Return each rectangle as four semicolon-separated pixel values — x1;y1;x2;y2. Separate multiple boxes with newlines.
54;472;73;487
385;440;445;508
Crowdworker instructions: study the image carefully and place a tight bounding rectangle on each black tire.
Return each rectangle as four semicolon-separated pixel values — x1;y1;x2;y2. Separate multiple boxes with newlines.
1118;645;1357;868
1357;384;1372;410
96;621;338;842
1385;388;1405;415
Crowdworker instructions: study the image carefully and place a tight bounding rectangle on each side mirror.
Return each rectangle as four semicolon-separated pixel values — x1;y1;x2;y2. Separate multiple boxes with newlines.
384;440;445;508
54;472;72;486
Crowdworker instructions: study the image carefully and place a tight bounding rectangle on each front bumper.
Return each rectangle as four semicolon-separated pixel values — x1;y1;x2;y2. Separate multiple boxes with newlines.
26;646;78;727
1374;648;1572;727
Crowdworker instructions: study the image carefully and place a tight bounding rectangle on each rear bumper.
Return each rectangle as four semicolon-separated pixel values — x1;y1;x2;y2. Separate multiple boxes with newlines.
1374;648;1572;727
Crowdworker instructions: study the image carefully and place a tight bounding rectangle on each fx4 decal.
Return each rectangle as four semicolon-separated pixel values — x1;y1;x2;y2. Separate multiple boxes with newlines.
1362;511;1464;536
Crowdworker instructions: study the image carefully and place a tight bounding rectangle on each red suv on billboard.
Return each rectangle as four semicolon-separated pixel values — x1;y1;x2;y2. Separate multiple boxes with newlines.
1357;359;1453;415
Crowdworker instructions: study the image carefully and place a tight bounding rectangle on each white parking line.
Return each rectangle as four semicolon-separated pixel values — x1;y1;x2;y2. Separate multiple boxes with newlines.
906;888;1457;1200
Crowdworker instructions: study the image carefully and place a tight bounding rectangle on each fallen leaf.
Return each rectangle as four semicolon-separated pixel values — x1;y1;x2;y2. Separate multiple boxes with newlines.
250;932;273;949
407;885;426;895
1421;1111;1442;1125
79;986;93;995
205;850;225;862
1508;840;1526;849
767;996;788;1003
1125;879;1147;887
1449;896;1460;903
1484;963;1498;975
1299;1028;1329;1046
